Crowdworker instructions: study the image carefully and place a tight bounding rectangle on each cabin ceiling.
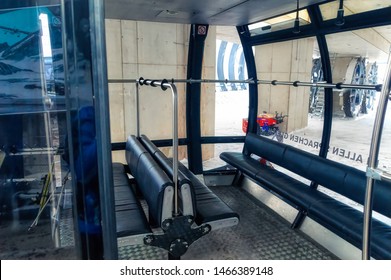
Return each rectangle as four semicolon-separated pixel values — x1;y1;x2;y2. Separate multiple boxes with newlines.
104;0;331;26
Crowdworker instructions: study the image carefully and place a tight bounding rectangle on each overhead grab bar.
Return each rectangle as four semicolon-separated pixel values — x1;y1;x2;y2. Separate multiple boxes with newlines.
136;78;179;216
109;78;382;92
362;50;391;260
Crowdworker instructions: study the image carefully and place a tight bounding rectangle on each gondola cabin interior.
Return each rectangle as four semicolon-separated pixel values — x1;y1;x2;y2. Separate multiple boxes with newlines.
0;0;391;260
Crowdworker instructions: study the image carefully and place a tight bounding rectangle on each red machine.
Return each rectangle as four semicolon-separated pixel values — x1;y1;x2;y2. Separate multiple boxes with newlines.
242;112;287;142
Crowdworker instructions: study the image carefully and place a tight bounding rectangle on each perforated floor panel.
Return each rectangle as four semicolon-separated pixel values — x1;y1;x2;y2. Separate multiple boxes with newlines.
118;185;338;260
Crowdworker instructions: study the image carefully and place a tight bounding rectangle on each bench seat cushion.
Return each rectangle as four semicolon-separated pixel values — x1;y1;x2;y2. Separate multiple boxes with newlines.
177;163;239;224
112;163;151;237
220;150;391;259
220;152;321;209
308;198;391;260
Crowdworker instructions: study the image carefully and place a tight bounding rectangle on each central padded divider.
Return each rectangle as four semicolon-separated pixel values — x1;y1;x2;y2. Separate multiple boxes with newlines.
139;134;196;217
125;135;174;227
139;134;239;229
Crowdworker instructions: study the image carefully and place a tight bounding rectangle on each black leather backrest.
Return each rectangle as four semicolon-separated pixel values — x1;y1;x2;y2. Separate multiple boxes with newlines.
245;133;286;166
344;168;391;217
140;134;197;215
244;133;391;217
136;153;173;225
126;135;147;172
140;135;190;184
126;135;174;226
283;147;313;179
140;134;159;154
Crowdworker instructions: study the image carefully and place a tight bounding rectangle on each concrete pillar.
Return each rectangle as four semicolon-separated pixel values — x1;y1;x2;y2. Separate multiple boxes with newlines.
255;38;314;133
330;57;354;116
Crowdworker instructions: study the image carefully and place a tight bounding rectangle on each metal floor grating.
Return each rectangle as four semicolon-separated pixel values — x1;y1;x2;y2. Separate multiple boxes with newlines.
118;185;338;260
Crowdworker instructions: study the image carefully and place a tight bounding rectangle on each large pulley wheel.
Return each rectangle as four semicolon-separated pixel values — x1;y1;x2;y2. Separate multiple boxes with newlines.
363;62;378;113
343;89;363;118
343;57;366;118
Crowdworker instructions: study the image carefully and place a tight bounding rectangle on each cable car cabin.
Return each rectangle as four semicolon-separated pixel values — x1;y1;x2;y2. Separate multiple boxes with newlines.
0;0;391;260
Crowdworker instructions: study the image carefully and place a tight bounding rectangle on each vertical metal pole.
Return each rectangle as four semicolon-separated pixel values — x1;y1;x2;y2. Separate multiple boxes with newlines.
167;83;179;215
136;82;140;137
362;51;391;260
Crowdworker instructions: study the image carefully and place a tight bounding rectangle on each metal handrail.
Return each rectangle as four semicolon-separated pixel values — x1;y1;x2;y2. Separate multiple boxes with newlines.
362;50;391;260
136;78;179;216
110;78;382;91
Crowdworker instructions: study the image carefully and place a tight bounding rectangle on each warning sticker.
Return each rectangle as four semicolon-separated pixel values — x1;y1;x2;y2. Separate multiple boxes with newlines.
197;25;207;35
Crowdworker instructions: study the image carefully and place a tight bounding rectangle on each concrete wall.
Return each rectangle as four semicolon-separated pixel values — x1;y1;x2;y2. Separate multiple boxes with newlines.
255;38;314;133
105;19;216;162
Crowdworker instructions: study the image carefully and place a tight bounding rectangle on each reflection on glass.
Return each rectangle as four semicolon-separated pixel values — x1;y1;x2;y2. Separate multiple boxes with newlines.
377;101;391;173
0;5;64;115
249;10;310;36
0;4;75;259
253;38;322;156
320;0;391;21
326;27;389;171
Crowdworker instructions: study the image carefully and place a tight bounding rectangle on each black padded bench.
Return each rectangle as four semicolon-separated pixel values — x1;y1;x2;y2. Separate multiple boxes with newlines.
112;162;151;245
220;132;391;259
119;135;214;258
139;134;239;230
112;135;175;246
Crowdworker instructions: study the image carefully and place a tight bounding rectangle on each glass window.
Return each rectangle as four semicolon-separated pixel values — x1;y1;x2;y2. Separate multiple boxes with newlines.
320;0;391;21
254;38;322;155
200;26;249;170
202;143;244;171
252;38;323;182
249;9;310;36
326;27;390;171
378;101;391;175
0;3;76;259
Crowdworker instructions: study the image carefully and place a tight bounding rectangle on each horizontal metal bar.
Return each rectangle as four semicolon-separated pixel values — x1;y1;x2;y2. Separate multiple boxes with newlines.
258;80;382;91
108;79;137;83
111;142;126;151
5;147;60;156
152;138;188;147
111;139;188;151
111;136;246;151
170;78;256;84
201;136;246;144
109;78;382;91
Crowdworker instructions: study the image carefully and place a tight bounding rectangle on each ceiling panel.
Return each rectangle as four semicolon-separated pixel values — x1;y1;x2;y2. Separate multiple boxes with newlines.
104;0;331;26
326;30;390;63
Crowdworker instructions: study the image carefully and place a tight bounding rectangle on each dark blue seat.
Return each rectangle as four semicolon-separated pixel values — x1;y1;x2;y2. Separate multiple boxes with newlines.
139;134;239;230
220;132;391;259
112;162;151;238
